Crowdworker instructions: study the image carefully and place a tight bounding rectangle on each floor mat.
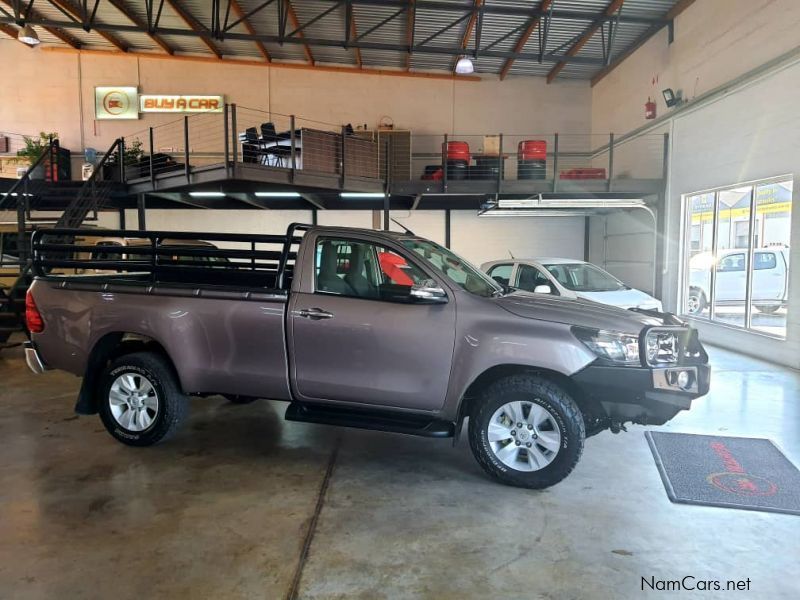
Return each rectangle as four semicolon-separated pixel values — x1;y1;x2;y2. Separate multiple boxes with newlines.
645;431;800;515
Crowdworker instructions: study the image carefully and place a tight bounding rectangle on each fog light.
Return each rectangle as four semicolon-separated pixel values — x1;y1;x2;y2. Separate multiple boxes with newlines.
676;370;690;389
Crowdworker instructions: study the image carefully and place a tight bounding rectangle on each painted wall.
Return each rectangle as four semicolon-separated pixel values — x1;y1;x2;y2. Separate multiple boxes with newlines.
591;0;800;137
0;40;591;155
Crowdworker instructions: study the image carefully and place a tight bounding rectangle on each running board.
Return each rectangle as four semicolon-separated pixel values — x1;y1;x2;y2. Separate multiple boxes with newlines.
285;402;454;438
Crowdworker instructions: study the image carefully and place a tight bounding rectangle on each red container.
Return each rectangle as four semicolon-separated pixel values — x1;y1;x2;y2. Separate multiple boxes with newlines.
518;140;547;161
444;141;470;162
559;168;607;180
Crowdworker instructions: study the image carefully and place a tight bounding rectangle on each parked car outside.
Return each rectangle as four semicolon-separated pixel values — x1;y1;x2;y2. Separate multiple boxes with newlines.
481;258;663;312
686;247;790;315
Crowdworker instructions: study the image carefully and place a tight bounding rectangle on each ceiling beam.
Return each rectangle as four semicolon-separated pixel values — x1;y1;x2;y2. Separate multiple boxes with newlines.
590;0;695;87
44;46;482;81
229;0;271;61
452;0;481;74
0;21;18;41
5;13;607;65
348;6;362;68
546;0;624;83
48;0;129;52
499;0;552;80
0;0;82;48
405;0;414;70
165;0;223;58
107;0;174;54
285;0;314;64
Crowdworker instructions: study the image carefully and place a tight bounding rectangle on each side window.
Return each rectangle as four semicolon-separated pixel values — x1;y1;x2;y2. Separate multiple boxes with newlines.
516;264;555;293
315;238;431;302
487;263;513;286
754;252;776;271
717;253;745;272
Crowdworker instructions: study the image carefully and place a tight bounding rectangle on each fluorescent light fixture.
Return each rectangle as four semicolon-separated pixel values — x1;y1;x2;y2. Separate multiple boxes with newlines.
455;56;474;74
340;192;386;199
189;192;225;198
498;198;539;208
255;192;301;198
18;25;40;45
4;193;35;197
479;210;593;217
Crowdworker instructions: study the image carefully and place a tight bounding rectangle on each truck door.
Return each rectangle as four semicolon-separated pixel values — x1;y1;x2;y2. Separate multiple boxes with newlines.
288;235;456;411
751;251;784;300
714;252;746;302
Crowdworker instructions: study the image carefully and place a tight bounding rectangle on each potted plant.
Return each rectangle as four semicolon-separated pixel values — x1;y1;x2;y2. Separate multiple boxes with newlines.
101;138;145;180
15;132;58;180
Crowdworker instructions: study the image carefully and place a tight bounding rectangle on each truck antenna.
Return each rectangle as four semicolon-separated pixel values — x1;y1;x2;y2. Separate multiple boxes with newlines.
390;218;416;236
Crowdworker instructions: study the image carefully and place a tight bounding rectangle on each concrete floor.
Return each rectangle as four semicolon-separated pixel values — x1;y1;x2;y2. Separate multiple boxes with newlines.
1;340;799;599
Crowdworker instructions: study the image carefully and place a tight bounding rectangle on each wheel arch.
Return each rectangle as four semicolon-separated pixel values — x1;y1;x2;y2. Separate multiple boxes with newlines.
454;363;606;440
75;331;180;415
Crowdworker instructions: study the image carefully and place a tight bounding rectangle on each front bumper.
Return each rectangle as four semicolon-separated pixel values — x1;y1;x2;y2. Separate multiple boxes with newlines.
24;341;47;374
573;362;710;426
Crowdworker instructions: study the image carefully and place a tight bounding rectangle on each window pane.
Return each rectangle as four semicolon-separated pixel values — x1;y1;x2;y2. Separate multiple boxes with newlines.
712;187;752;328
516;264;554;292
685;193;714;317
487;264;512;286
315;238;430;302
749;180;792;337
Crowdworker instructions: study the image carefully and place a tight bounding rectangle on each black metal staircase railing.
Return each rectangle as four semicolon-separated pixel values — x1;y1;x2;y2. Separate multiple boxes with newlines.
55;138;122;229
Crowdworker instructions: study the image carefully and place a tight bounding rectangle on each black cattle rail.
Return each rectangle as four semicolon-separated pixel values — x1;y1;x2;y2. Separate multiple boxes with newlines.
30;224;312;290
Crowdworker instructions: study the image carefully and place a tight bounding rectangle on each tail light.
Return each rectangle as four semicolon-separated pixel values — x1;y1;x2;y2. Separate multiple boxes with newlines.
25;290;45;333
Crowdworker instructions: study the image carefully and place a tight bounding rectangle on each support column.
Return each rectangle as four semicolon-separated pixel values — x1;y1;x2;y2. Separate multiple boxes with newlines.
119;208;126;230
137;194;147;231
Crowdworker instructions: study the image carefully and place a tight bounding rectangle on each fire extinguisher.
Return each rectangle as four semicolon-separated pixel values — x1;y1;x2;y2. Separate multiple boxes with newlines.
645;97;657;120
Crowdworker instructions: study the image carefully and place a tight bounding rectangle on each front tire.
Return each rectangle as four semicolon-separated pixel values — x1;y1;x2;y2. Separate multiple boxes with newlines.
468;375;585;489
98;352;188;447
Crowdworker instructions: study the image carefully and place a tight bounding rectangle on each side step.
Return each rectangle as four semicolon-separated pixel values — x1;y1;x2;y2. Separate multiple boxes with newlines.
285;402;455;438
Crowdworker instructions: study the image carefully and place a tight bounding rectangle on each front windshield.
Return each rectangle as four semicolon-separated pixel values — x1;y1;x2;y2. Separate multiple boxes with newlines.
543;263;627;292
400;239;502;298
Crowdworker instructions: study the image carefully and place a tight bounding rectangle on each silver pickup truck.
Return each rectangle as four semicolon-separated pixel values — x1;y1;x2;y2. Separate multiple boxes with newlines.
24;224;710;489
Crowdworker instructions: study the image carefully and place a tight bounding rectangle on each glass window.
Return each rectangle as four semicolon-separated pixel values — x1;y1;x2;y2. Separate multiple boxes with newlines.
749;180;792;336
91;242;123;262
682;177;792;338
400;238;502;298
315;238;430;302
544;263;626;292
487;263;513;286
516;264;555;293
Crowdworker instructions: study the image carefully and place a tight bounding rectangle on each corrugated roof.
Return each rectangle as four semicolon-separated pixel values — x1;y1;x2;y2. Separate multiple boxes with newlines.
1;0;685;79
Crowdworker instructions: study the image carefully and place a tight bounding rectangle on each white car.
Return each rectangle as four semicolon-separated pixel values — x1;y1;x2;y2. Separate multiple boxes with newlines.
481;258;663;312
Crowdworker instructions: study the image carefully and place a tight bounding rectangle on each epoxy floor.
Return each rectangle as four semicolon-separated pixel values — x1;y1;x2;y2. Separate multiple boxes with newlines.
1;340;799;599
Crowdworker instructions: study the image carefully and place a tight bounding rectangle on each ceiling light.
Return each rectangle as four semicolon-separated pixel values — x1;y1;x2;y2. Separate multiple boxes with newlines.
255;192;301;198
18;25;40;46
189;191;225;198
340;192;386;199
479;210;592;217
455;56;474;74
498;198;539;208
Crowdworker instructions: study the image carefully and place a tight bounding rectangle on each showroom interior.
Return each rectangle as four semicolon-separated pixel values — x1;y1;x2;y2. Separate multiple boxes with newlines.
1;0;799;598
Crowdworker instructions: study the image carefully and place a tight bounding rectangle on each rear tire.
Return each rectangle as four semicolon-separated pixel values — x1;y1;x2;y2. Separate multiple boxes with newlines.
98;352;188;447
468;374;585;489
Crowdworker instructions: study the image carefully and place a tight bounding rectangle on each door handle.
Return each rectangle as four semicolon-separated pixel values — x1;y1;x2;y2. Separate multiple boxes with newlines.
297;308;334;320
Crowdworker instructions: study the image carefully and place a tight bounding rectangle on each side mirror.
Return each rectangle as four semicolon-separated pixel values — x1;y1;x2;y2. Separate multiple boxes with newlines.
409;281;448;304
533;284;552;294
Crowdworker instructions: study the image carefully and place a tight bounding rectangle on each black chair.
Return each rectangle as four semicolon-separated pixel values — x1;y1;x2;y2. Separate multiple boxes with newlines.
260;122;278;142
242;127;260;164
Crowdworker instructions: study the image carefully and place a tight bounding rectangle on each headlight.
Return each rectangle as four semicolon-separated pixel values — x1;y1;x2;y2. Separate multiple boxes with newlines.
645;330;679;365
572;327;640;366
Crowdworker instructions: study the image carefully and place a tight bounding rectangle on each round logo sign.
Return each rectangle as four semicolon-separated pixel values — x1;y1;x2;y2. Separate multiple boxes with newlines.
102;90;130;116
707;472;778;496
